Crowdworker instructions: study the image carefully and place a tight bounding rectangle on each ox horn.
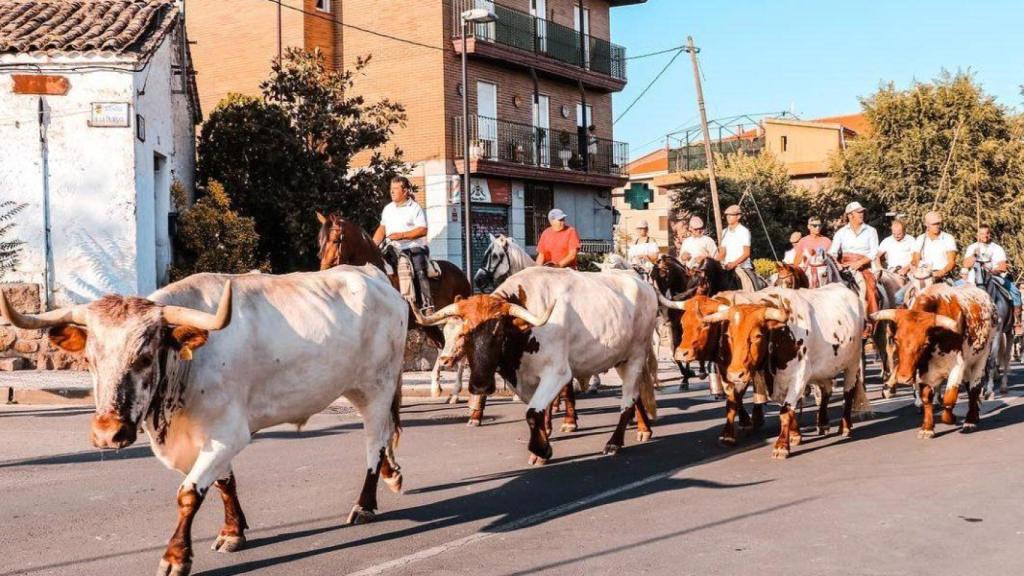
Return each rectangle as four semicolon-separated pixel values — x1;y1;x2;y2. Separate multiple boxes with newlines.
701;305;732;324
870;310;898;323
0;290;87;328
508;303;552;327
933;314;961;334
415;303;462;326
764;307;789;323
161;281;233;331
657;292;686;311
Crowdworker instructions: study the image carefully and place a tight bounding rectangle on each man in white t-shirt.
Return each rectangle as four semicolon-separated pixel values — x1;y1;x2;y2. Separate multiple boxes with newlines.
373;176;432;311
963;224;1020;330
678;216;718;268
895;211;958;306
783;232;802;265
718;205;752;270
829;201;880;320
876;219;915;276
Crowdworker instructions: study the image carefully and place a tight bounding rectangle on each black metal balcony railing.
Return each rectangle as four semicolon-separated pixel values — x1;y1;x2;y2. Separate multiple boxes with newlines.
452;0;627;81
454;115;628;177
668;138;766;172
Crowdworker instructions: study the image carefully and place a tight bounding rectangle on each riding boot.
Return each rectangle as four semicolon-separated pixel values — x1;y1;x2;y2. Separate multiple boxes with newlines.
416;272;434;315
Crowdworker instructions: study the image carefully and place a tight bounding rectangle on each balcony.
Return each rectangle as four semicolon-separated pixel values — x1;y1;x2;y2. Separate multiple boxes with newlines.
454;115;629;188
452;0;628;93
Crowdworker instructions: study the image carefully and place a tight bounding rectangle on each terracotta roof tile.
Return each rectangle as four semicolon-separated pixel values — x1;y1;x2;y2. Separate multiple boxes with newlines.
0;1;178;57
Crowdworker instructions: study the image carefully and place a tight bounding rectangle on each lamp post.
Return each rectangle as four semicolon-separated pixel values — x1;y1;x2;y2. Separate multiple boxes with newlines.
460;7;497;282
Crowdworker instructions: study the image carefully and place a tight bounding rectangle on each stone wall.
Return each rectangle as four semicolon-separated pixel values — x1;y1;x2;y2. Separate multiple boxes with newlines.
0;283;87;371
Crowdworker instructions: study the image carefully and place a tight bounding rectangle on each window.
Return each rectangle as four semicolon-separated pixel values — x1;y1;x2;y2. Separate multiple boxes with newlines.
781;135;788;152
315;0;331;12
576;103;594;129
524;183;554;245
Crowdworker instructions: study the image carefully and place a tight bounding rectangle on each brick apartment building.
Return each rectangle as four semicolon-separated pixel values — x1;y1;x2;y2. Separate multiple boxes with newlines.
186;0;644;271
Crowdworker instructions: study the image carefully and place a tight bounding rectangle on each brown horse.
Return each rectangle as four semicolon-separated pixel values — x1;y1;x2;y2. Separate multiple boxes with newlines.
773;261;809;289
317;212;473;399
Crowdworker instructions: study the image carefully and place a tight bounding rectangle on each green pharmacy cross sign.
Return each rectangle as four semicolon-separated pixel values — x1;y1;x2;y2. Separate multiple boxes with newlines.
625;182;654;210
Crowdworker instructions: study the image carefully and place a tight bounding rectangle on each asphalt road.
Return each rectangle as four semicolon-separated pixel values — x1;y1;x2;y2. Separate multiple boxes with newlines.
2;360;1023;576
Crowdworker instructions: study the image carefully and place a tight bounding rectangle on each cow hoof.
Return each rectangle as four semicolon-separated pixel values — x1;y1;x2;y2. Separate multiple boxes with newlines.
840;427;852;438
961;423;977;434
637;430;652;442
788;435;802;446
560;423;578;433
447;395;460;405
384;471;403;493
817;426;830;436
984;391;996;402
527;453;548;466
156;559;191;576
347;505;376;525
771;447;790;459
940;411;957;425
882;387;894;399
917;429;935;439
718;435;736;446
603;443;621;455
211;534;246;553
467;418;481;427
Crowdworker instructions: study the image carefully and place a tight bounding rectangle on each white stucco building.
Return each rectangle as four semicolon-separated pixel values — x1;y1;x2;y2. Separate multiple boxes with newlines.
0;0;199;307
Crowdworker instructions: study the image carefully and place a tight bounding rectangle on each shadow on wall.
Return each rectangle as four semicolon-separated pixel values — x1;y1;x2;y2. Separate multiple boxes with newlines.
63;229;134;302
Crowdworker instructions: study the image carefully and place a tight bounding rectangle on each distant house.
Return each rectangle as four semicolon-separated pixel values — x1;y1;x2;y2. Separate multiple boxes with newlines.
0;0;199;307
614;113;869;252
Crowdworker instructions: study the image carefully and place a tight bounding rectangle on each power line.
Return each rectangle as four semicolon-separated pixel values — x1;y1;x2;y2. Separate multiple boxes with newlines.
624;45;685;60
261;0;445;52
613;48;683;125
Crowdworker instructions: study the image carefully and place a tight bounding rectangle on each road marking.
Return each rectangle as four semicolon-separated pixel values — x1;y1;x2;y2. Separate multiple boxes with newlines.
344;447;748;576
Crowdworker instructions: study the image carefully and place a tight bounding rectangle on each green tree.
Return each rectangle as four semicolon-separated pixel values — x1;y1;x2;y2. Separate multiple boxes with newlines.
0;200;27;278
829;72;1024;272
671;150;810;261
169;180;265;281
197;48;407;272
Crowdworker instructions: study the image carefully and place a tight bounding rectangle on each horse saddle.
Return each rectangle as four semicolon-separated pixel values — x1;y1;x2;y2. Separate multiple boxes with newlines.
385;255;442;279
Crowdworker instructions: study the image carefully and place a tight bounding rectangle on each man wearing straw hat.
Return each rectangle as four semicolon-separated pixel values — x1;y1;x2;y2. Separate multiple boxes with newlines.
829;201;879;335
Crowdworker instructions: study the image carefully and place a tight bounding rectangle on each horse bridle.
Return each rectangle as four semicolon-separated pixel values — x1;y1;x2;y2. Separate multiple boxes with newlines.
323;219;345;267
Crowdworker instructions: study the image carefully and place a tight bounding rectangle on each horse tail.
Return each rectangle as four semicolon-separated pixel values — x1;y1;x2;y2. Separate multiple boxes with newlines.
639;345;659;421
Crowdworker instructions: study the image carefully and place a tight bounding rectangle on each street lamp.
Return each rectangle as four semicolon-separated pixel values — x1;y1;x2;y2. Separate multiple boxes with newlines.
460;7;497;282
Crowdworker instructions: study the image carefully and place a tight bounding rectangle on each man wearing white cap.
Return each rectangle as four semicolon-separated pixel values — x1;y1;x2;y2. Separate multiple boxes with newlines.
536;208;581;269
678;216;718;268
717;205;752;269
628;220;660;266
783;231;802;265
829;201;880;320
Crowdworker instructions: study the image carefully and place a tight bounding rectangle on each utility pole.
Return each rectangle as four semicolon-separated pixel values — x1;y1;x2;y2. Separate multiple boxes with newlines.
684;36;723;243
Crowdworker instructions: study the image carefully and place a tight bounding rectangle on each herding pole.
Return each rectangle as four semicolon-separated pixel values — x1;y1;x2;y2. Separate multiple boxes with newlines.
685;36;723;243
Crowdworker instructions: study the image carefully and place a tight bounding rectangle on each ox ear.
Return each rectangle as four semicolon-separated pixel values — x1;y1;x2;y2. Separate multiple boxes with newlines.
48;325;87;353
164;326;210;361
316;212;328;225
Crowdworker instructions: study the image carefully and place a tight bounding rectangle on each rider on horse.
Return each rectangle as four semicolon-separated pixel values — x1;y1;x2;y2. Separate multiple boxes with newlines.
895;210;958;306
717;205;755;288
829;202;879;336
792;216;832;288
627;220;660;274
678;216;717;269
876;219;915;278
963;223;1022;333
782;231;802;264
373;176;434;313
536;208;581;269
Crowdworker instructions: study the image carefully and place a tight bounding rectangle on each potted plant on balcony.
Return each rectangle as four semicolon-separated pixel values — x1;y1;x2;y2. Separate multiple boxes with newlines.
470;139;484;160
557;131;572;169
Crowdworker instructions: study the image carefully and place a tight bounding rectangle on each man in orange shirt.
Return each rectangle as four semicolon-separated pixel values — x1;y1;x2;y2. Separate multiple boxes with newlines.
536;208;581;269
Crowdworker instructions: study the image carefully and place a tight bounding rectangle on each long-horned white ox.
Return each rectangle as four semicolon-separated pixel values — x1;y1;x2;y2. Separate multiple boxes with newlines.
418;266;660;464
701;284;870;459
0;266;407;576
870;283;994;438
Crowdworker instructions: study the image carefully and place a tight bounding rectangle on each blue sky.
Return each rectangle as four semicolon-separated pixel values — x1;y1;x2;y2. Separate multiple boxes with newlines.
611;0;1024;160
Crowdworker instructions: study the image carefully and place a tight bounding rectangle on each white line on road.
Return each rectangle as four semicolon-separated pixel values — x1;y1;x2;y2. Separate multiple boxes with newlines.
343;446;751;576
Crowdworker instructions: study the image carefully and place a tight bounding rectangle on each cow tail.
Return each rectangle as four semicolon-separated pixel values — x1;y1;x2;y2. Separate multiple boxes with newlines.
640;346;659;421
390;375;403;452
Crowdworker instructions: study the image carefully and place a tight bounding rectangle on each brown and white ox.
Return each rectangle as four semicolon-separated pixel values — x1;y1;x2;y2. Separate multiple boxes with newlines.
698;285;870;458
658;291;775;445
0;266;407;576
418;267;660;464
870;284;995;437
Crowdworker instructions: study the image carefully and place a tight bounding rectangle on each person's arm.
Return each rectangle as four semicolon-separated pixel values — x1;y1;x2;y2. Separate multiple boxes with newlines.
962;244;976;269
727;246;751;270
793;245;804;267
717;244;726;262
535;230;549;266
828;231;842;258
556;228;581;268
389;226;427;241
372;224;386;245
938;251;957;278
